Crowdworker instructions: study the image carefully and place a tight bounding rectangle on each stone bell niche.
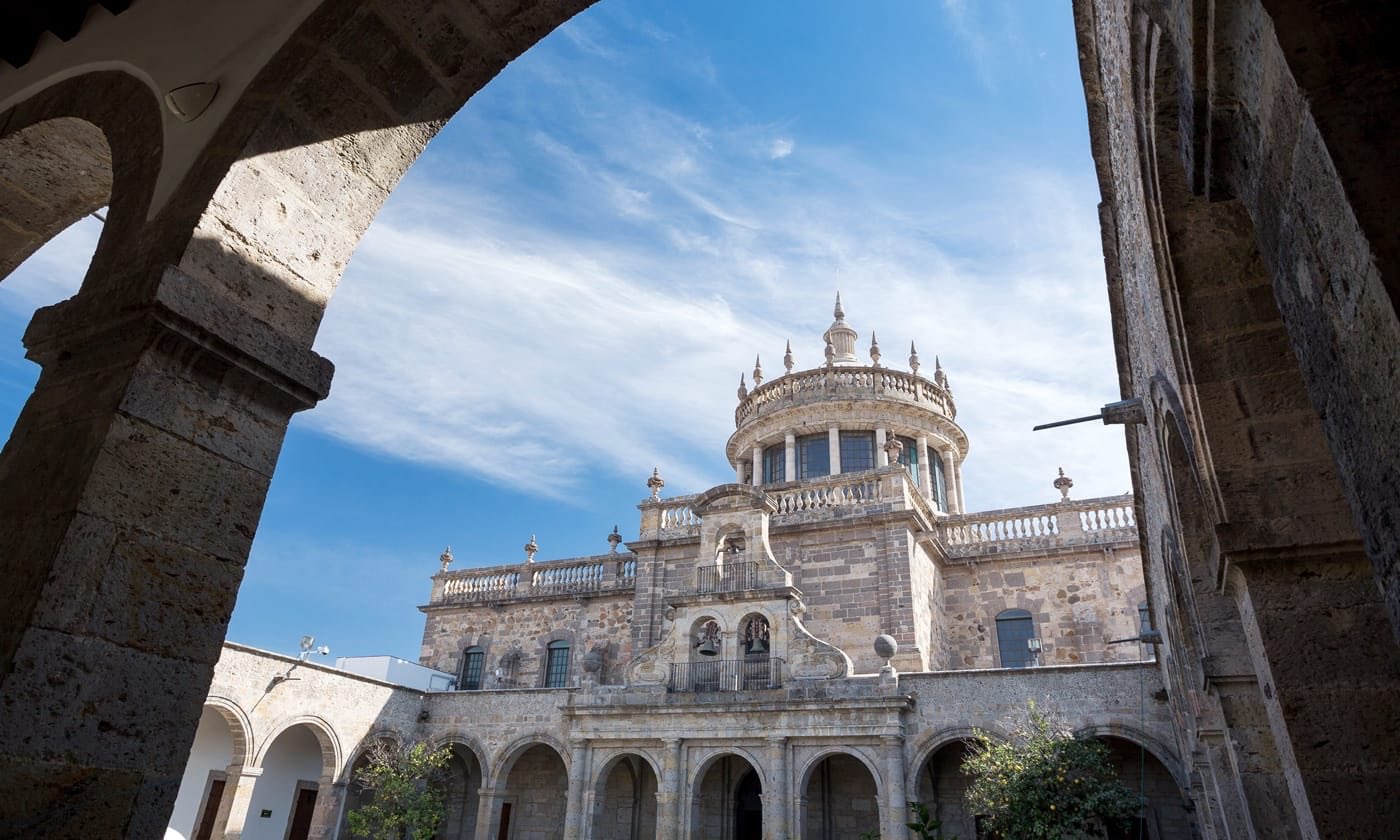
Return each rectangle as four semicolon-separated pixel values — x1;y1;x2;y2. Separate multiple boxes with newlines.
625;484;852;689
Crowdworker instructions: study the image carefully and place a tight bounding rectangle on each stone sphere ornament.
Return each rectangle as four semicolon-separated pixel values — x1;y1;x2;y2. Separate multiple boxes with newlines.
582;649;604;673
874;634;898;663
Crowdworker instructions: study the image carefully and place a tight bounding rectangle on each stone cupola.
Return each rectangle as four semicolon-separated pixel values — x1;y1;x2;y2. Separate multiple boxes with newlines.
822;293;860;365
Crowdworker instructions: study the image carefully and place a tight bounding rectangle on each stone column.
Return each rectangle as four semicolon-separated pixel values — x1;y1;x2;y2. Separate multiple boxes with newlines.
828;425;841;475
917;437;932;497
1198;732;1257;840
219;766;263;839
784;432;796;482
735;460;746;484
751;445;763;486
880;736;909;840
875;427;889;466
939;449;957;513
563;738;590;840
763;736;789;839
307;778;346;839
473;787;503;840
1227;548;1400;840
656;738;684;839
952;457;966;513
0;270;331;837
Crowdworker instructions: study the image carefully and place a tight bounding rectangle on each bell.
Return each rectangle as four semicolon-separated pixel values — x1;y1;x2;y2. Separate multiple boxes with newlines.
749;637;768;655
698;637;719;657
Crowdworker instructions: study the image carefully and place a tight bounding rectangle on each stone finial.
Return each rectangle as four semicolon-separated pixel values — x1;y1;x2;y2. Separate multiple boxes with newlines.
934;355;949;390
607;525;622;554
884;436;904;466
1054;467;1074;501
737;373;748;400
822;291;860;365
870;331;882;367
647;467;665;500
753;355;764;386
909;341;921;375
523;535;538;563
439;545;453;572
783;340;794;374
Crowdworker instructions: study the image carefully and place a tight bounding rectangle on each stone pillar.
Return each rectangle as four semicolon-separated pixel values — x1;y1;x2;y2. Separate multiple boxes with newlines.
307;778;346;839
881;736;908;840
1210;679;1300;840
219;766;263;839
657;738;684;839
473;787;503;840
784;432;796;482
763;736;789;839
0;271;331;837
939;449;957;513
828;425;841;475
563;738;590;840
952;458;966;513
1228;548;1400;840
736;460;747;484
1198;733;1258;840
751;446;763;486
875;427;889;466
917;437;931;497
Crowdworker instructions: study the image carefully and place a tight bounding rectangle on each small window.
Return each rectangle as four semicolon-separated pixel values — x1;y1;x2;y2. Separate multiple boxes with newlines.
797;434;830;480
931;454;948;512
460;646;485;691
544;640;570;688
995;609;1036;668
762;443;786;484
839;431;875;473
897;435;920;486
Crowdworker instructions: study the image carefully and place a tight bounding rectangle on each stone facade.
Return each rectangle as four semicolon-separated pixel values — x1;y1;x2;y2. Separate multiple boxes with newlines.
1;1;1395;838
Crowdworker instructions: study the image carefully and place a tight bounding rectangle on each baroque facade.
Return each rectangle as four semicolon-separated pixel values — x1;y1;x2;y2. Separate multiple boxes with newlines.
1;1;1396;839
167;301;1184;840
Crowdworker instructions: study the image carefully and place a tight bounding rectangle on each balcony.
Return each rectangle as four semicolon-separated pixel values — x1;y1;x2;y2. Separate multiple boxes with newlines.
433;555;637;606
937;495;1137;559
669;657;784;692
697;561;759;594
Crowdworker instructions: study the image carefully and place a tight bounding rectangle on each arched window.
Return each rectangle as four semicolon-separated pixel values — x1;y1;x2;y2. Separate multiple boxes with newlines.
460;646;485;691
544;640;571;688
995;609;1037;668
762;443;786;484
897;435;920;486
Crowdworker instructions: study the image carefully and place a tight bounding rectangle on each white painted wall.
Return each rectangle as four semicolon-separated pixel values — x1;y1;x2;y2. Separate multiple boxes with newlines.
243;725;325;840
335;655;455;691
165;706;234;840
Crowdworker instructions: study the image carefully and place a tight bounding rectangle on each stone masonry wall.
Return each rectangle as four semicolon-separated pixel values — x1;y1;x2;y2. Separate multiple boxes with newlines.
419;592;634;688
941;544;1146;669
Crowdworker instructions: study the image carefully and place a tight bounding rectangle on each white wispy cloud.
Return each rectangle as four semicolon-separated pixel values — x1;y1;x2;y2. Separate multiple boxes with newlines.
770;138;795;160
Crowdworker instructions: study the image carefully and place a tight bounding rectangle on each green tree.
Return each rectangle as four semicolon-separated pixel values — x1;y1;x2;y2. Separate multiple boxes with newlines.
345;740;452;839
962;703;1139;839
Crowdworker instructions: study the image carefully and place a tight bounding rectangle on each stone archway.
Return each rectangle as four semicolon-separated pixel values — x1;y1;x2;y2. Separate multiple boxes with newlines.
496;742;568;840
800;751;880;840
912;738;978;840
245;721;338;840
691;752;763;840
441;741;484;839
1098;735;1193;840
590;752;659;840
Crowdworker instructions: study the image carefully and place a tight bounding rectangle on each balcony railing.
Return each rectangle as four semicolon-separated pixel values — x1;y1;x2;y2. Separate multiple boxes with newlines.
938;495;1136;558
697;560;759;594
669;657;784;692
438;556;637;604
735;365;956;427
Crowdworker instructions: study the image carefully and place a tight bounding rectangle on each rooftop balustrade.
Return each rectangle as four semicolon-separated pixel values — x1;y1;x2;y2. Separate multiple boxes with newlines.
937;495;1137;558
433;554;637;606
734;365;956;428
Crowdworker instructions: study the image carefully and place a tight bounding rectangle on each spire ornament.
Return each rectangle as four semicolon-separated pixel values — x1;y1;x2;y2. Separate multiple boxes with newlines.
439;545;453;572
870;331;882;367
524;535;539;564
783;340;794;374
909;341;921;376
753;355;764;387
934;355;949;390
822;291;860;365
737;373;748;400
607;525;623;554
1054;467;1074;501
647;467;665;500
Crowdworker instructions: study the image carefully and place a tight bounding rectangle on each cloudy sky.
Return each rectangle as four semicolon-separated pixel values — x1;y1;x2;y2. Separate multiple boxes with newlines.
0;0;1130;661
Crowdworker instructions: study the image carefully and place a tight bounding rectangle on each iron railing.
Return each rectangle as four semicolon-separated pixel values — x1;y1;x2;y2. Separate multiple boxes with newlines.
669;657;783;692
696;561;760;594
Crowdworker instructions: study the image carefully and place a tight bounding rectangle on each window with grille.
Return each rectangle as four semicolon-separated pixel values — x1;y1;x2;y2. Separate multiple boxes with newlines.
762;443;786;484
897;435;920;486
839;430;875;472
797;434;830;479
544;640;570;688
460;646;484;691
995;609;1036;668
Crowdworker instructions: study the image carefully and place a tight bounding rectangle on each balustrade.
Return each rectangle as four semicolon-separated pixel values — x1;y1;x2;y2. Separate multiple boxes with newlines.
939;495;1136;557
770;472;884;515
437;556;636;604
735;365;956;426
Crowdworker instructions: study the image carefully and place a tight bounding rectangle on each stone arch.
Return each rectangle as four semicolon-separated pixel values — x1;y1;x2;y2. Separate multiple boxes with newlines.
0;69;163;284
910;728;1000;840
797;747;883;840
202;695;254;767
254;714;342;782
688;749;766;840
1075;723;1188;794
488;734;571;791
433;736;487;840
589;749;661;840
1081;727;1196;839
489;738;570;840
738;610;773;657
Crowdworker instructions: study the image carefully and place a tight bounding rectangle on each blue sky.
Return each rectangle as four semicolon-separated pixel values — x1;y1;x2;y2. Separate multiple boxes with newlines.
0;1;1130;664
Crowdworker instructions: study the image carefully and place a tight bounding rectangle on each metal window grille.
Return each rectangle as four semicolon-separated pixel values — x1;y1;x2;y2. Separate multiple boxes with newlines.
461;648;484;691
762;444;786;484
797;434;830;479
995;610;1036;668
544;641;570;688
897;435;920;486
839;431;875;472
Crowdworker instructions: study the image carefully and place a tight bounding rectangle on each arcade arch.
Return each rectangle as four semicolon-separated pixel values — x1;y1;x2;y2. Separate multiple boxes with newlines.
590;751;659;840
690;751;764;840
799;750;881;840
